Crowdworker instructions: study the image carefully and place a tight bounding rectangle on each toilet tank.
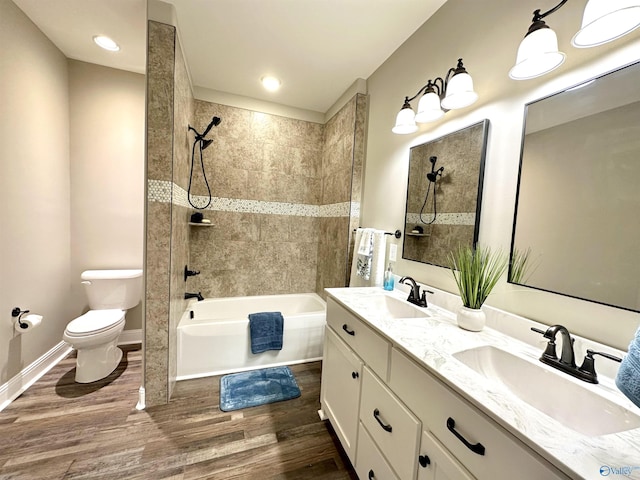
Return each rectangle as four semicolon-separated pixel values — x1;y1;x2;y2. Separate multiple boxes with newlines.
81;269;143;310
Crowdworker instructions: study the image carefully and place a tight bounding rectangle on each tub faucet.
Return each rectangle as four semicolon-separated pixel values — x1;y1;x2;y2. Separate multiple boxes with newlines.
399;276;428;308
185;292;204;301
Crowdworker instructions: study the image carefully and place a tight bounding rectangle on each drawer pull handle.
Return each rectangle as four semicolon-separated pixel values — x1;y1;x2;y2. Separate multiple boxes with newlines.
351;371;359;379
447;417;485;456
418;455;431;468
373;408;393;432
342;324;355;336
368;469;375;480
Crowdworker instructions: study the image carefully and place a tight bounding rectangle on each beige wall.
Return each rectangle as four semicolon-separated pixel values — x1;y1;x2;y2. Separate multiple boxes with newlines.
69;60;145;329
363;0;640;349
0;0;72;384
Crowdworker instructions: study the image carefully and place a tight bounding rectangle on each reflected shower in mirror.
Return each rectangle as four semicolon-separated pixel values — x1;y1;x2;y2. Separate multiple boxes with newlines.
403;120;489;267
510;60;640;312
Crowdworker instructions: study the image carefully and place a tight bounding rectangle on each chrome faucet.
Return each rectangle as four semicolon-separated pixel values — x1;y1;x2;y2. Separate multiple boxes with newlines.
531;325;622;384
399;276;428;308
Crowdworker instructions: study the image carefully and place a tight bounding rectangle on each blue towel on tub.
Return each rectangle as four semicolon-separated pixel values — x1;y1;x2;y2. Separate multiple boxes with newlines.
249;312;284;354
616;326;640;409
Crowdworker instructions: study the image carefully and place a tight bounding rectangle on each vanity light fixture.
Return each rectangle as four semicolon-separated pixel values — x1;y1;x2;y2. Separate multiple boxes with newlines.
510;0;640;80
93;35;120;52
392;58;478;135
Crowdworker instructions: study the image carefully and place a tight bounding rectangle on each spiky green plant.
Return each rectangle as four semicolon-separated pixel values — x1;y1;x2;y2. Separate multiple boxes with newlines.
508;246;538;284
449;245;507;309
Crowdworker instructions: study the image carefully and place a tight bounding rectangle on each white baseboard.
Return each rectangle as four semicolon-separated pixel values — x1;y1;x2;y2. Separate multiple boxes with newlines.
0;341;72;412
118;329;142;345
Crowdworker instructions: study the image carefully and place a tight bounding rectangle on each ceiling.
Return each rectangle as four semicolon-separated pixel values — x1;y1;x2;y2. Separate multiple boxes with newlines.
13;0;448;114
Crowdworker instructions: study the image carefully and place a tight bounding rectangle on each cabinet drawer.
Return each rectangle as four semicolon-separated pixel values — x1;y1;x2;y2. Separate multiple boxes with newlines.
390;348;569;480
356;422;400;480
418;430;474;480
360;366;421;480
327;298;390;379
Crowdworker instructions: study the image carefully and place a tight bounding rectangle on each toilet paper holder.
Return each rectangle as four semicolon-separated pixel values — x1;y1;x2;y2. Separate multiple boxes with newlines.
11;307;30;329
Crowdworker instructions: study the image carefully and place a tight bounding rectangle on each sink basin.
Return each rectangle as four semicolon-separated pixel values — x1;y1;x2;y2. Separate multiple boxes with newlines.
368;294;429;319
453;345;640;436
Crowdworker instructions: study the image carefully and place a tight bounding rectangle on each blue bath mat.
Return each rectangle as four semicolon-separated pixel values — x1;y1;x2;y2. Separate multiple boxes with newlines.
219;366;301;412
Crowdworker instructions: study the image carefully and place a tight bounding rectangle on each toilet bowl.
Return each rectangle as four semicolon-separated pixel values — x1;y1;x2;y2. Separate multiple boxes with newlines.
63;269;142;383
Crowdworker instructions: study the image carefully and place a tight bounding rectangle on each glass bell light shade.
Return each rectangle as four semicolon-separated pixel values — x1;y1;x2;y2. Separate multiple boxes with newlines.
415;91;445;123
392;105;418;134
440;72;478;110
572;0;640;48
509;27;566;80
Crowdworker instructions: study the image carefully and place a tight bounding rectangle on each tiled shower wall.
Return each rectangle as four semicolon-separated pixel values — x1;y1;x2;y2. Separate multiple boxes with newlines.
188;94;368;299
317;94;367;293
145;20;193;406
145;19;367;404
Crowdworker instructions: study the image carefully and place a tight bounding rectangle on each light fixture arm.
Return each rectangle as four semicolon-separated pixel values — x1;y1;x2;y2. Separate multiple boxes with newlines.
526;0;569;35
532;0;568;22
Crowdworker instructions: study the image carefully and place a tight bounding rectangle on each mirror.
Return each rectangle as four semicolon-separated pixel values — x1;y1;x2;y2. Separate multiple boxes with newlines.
403;120;489;267
511;61;640;312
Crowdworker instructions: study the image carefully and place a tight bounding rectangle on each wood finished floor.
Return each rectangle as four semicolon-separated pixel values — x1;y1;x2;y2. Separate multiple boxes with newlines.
0;345;357;480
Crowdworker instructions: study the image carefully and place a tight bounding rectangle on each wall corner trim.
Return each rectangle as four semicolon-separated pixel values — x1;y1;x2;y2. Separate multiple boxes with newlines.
0;341;72;412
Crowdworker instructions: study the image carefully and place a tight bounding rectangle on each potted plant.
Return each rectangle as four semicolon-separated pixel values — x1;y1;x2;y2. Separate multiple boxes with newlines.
448;244;507;331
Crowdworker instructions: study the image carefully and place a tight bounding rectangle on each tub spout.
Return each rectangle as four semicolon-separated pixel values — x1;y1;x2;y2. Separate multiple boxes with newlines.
185;292;204;301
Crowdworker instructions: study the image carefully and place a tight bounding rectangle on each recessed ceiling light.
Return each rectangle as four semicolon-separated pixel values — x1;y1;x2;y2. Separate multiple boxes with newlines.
93;35;120;52
261;76;281;92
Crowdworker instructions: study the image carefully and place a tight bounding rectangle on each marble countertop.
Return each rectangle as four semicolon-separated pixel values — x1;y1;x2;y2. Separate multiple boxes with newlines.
325;286;640;480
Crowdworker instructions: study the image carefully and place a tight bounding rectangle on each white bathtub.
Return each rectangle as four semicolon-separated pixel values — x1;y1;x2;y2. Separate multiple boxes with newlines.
177;293;326;380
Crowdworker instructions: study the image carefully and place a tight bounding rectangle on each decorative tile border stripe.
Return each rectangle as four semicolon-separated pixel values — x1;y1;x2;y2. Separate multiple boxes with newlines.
406;212;475;226
148;180;357;218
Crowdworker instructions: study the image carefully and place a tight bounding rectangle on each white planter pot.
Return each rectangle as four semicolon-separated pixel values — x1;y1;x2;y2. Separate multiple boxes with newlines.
457;306;486;332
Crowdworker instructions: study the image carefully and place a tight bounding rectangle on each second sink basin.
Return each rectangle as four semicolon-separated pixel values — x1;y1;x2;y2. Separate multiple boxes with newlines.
368;294;429;319
453;345;640;436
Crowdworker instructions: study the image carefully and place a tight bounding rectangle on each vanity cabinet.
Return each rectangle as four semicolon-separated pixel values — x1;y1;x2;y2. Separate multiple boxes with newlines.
390;348;569;480
322;295;573;480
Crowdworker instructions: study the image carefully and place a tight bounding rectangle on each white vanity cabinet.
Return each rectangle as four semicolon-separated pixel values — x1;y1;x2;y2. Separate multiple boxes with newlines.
390;348;570;480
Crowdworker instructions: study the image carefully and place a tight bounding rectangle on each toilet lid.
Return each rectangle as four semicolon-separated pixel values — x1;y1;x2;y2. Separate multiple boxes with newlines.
66;310;125;336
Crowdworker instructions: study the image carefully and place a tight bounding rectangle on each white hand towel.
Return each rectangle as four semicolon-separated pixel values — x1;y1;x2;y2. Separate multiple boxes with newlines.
349;228;387;287
370;230;387;287
356;228;374;280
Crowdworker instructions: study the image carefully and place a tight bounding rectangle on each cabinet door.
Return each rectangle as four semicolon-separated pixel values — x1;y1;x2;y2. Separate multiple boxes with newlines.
321;328;363;463
418;430;475;480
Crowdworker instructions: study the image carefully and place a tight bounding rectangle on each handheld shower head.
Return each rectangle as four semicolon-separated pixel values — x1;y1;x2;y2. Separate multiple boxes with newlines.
426;156;444;182
200;116;222;138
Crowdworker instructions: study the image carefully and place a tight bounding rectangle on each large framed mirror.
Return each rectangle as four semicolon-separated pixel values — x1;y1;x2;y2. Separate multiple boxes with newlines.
403;119;489;267
510;61;640;312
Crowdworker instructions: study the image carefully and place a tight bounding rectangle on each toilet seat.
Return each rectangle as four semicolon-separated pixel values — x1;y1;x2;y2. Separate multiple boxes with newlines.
65;309;125;337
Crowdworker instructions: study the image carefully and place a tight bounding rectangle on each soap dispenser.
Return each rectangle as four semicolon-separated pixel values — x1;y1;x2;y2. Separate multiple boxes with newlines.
384;263;395;291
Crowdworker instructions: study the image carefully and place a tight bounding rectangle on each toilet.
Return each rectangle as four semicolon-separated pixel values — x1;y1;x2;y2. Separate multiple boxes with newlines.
63;269;143;383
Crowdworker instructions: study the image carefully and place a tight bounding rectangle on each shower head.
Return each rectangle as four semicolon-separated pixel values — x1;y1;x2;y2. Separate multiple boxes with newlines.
200;116;222;138
201;138;213;150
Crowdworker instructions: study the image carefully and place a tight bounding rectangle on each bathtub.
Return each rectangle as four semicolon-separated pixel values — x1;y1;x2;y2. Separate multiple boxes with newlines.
177;293;326;380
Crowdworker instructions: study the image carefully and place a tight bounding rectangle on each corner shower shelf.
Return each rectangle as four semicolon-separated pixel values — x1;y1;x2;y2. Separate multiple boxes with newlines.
189;222;214;227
